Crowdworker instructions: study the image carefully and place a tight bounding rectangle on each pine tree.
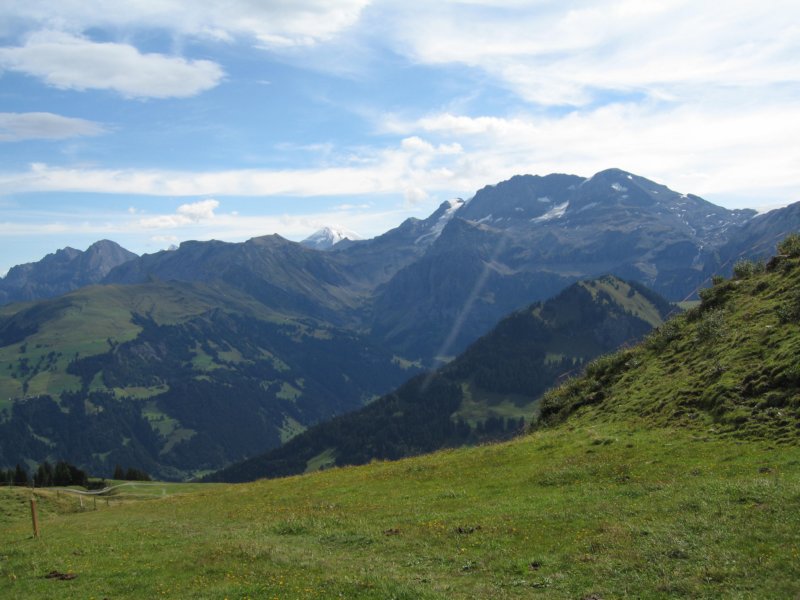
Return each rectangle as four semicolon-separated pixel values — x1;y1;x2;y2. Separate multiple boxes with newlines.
13;464;28;486
34;461;54;487
54;461;72;486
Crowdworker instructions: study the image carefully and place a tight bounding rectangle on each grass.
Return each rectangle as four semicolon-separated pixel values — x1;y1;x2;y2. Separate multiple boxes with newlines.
1;423;799;599
279;416;307;444
0;280;287;399
305;448;337;473
453;381;536;426
580;277;664;327
539;254;800;441
276;382;303;402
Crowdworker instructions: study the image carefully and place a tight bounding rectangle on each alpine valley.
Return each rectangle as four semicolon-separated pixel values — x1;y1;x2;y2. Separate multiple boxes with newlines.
2;168;800;480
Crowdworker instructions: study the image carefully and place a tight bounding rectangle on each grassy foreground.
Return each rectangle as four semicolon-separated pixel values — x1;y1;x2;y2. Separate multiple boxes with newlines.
2;424;799;599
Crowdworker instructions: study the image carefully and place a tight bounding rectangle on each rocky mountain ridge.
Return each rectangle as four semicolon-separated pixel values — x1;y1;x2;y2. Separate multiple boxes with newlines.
0;240;137;305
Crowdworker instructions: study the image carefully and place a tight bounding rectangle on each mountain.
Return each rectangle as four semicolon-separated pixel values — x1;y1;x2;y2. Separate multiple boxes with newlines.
4;246;800;599
104;235;366;327
0;240;136;305
2;169;798;480
718;201;800;266
0;280;415;480
369;169;771;361
9;171;793;368
300;226;361;250
325;198;466;288
537;233;800;439
205;275;674;482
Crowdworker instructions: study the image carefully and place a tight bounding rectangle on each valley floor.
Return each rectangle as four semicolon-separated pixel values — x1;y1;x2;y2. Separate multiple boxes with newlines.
1;425;799;599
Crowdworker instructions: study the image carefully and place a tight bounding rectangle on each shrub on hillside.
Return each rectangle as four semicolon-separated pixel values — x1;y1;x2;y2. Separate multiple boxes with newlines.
536;351;636;427
696;280;734;315
694;308;727;345
777;233;800;258
646;319;682;352
732;259;765;280
776;294;800;324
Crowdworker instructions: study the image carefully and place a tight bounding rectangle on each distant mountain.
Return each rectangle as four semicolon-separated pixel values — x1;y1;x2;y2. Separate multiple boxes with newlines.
0;240;136;305
206;275;674;482
369;169;771;362
718;202;800;266
2;169;799;480
326;198;466;288
300;226;361;251
104;235;365;327
0;280;415;480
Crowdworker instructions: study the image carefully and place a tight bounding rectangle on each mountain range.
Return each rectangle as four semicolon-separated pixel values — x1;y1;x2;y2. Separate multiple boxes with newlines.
0;240;136;305
1;168;798;478
206;274;675;482
0;280;414;480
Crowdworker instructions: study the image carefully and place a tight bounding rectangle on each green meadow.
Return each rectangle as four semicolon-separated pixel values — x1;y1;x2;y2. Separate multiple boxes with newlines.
2;424;799;599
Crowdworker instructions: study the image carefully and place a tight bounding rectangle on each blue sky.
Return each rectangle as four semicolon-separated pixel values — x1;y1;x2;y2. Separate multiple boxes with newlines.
1;0;799;275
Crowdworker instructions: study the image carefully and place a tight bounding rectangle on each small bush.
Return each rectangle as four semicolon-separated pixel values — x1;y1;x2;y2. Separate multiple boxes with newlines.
698;280;734;312
695;308;727;344
732;259;765;280
776;295;800;324
646;320;682;351
584;351;630;382
777;233;800;257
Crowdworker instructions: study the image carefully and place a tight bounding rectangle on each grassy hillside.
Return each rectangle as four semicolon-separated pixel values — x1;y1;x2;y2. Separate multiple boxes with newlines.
2;241;800;598
537;234;800;440
2;424;799;598
207;275;674;482
0;280;415;480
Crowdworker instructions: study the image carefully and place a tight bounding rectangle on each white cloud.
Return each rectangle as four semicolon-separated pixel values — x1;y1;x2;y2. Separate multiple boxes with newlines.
0;111;106;141
0;31;223;98
0;138;466;198
138;199;220;228
334;203;371;210
403;185;429;205
150;234;179;245
378;0;800;106
1;91;799;209
177;199;219;221
385;96;800;205
4;0;369;49
0;204;418;264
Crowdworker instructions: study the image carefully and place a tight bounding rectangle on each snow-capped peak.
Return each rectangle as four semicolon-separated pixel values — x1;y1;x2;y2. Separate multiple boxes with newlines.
300;226;362;251
415;198;465;245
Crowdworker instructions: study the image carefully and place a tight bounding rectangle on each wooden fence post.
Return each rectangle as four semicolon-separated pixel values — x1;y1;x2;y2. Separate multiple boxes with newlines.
30;497;40;538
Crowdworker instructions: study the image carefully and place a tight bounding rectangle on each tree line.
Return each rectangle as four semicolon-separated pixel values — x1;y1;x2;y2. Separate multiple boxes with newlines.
1;461;151;486
1;460;88;487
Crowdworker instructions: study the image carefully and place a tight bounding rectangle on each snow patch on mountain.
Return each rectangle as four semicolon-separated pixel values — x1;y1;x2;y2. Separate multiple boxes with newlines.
533;201;569;222
415;198;465;245
301;226;362;251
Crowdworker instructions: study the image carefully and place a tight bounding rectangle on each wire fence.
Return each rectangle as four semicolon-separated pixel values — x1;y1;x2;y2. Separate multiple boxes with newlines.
0;481;180;514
